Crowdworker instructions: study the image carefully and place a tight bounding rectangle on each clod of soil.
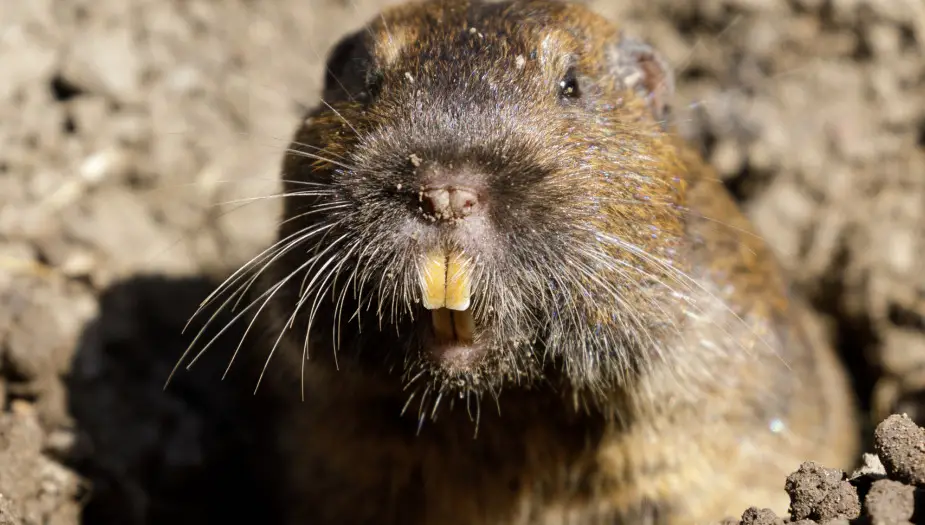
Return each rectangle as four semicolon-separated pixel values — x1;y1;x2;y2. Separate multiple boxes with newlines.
739;507;784;525
864;479;914;522
724;414;925;524
785;462;861;521
852;453;888;481
873;414;925;487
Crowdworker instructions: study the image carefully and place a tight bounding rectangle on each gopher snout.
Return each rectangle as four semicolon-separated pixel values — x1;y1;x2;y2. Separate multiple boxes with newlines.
411;162;489;225
420;186;481;222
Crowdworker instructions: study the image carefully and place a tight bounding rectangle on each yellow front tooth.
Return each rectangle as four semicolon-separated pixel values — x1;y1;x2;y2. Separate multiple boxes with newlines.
445;251;472;311
421;250;447;310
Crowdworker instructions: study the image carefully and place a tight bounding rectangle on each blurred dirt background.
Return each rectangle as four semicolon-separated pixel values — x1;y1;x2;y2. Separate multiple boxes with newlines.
0;0;923;522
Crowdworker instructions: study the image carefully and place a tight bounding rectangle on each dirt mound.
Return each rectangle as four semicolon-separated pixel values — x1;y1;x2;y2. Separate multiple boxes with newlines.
1;0;923;523
724;414;925;524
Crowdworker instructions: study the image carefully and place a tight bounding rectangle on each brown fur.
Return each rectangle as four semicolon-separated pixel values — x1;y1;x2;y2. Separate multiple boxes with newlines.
210;0;860;522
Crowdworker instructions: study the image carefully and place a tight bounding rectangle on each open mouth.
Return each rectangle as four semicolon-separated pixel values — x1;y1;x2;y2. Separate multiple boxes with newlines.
420;250;476;347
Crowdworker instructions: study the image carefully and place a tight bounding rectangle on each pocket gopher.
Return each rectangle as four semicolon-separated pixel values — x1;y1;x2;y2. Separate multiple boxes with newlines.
183;0;860;522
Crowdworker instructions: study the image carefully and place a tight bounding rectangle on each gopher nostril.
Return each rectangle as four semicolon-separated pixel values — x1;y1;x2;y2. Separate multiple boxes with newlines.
449;187;478;217
421;186;480;221
422;188;451;217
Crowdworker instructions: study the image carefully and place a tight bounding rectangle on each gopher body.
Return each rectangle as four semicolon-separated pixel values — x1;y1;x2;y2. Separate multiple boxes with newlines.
194;0;860;522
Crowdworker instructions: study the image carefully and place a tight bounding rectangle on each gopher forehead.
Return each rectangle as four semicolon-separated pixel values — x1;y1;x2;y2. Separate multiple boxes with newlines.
368;0;618;72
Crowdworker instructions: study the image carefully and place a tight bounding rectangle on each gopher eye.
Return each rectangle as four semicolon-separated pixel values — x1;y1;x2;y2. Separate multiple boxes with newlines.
364;68;384;100
558;67;580;99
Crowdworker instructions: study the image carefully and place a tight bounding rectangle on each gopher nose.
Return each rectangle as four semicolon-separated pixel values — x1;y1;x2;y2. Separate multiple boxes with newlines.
420;186;481;222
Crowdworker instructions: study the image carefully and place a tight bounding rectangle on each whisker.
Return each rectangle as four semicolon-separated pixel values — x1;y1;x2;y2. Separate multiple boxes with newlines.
317;99;361;137
603;234;787;370
221;222;349;377
187;216;345;327
249;232;352;394
213;189;339;208
287;139;351;162
167;218;344;387
285;147;359;171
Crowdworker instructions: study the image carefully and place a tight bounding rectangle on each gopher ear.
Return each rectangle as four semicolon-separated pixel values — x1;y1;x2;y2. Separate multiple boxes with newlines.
321;30;374;102
607;35;675;126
